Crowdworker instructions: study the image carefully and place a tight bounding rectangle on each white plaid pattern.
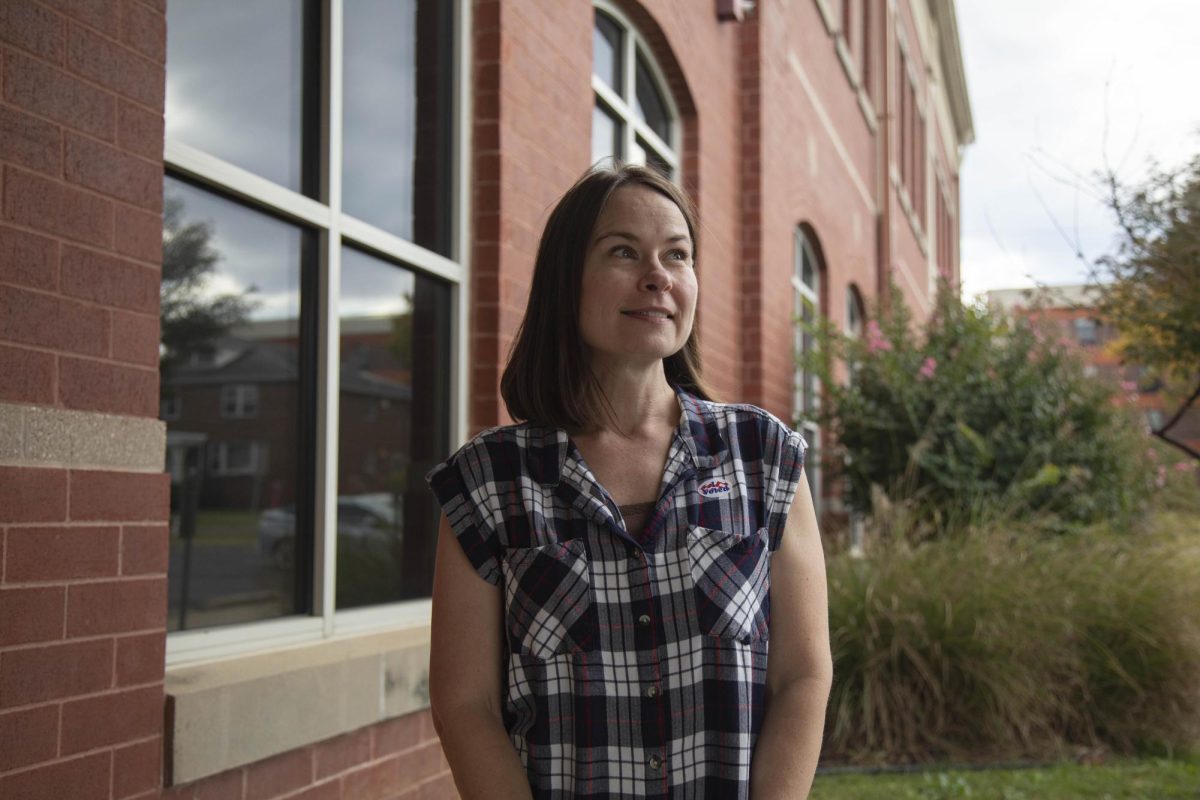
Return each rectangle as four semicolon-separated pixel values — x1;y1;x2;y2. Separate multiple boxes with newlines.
428;391;807;798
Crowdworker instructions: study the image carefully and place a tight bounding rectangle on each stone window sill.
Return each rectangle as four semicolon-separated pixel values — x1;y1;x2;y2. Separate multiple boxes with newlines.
165;626;432;785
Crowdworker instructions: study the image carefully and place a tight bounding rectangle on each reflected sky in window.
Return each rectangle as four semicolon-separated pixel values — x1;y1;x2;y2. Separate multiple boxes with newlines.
634;54;671;142
340;247;415;319
166;0;306;192
164;176;303;325
594;12;622;95
343;0;417;241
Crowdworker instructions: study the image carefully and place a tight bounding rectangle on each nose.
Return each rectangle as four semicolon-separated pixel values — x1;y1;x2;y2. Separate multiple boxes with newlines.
640;259;673;293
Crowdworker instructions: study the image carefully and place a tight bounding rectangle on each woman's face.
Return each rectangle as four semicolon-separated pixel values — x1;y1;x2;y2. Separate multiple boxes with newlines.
578;185;698;372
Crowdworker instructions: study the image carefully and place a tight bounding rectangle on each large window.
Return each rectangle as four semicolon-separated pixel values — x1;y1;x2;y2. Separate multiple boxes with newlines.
896;40;926;231
591;2;679;178
793;228;823;509
162;0;462;652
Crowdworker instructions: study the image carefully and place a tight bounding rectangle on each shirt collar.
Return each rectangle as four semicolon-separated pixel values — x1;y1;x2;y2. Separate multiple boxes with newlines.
529;386;727;487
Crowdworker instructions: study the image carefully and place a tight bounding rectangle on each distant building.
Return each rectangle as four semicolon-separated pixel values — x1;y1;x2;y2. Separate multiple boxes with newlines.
986;285;1200;454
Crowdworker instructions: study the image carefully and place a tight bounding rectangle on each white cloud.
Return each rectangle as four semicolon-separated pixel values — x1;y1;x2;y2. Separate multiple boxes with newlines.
956;0;1200;296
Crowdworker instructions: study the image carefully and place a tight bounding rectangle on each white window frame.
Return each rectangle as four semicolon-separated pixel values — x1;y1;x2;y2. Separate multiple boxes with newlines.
160;391;182;421
165;0;471;666
591;0;681;177
208;440;268;477
792;228;822;515
219;384;260;419
1073;317;1098;346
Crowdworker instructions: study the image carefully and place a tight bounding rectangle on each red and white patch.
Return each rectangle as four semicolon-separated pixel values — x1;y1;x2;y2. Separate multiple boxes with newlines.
698;479;732;497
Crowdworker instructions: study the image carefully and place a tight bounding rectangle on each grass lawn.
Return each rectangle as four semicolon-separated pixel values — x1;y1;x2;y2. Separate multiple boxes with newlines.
810;758;1200;799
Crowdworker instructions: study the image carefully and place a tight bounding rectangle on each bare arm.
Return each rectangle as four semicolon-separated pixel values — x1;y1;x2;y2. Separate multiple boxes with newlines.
429;514;533;800
750;471;834;799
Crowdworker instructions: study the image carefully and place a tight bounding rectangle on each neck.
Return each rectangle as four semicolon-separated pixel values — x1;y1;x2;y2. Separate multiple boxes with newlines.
586;359;680;438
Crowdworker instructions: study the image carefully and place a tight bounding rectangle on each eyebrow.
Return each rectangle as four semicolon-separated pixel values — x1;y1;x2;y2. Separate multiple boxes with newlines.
593;231;691;246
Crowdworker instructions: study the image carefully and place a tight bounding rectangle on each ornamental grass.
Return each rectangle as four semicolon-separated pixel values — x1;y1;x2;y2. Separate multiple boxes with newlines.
821;514;1200;765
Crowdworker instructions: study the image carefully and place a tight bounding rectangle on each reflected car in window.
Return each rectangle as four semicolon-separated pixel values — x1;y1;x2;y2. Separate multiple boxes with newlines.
258;494;400;568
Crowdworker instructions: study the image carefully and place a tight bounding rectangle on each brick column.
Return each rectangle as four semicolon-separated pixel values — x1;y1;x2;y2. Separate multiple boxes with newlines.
0;2;171;798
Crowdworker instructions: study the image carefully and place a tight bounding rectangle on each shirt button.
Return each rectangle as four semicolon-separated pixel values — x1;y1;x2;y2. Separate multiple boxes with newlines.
648;754;663;770
637;614;651;628
646;685;659;698
629;548;643;561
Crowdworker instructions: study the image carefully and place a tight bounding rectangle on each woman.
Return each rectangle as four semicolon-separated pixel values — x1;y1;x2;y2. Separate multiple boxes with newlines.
427;164;831;799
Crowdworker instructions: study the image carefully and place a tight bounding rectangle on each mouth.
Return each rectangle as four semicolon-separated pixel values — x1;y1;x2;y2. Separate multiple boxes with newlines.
620;308;674;321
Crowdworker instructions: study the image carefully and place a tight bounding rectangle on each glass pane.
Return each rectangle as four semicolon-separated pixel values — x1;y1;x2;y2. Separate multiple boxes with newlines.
343;0;455;256
639;137;672;179
801;240;817;290
593;11;622;93
162;176;311;631
634;53;671;142
846;288;863;336
629;137;646;167
337;247;451;607
166;0;309;193
592;103;620;168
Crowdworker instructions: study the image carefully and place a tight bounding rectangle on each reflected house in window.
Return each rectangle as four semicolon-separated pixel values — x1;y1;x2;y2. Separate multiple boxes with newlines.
163;321;412;515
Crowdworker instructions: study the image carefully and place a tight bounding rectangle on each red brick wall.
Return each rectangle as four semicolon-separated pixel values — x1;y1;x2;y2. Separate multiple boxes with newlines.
888;0;934;319
160;710;454;800
0;1;172;797
469;0;594;432
0;464;170;799
755;0;882;419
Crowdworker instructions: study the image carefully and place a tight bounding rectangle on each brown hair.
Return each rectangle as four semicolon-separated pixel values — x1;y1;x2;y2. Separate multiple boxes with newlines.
500;163;713;431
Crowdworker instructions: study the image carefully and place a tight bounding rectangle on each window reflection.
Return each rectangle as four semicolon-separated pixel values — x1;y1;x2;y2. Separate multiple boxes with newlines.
343;0;454;256
634;54;671;142
592;104;620;168
165;0;313;194
162;176;311;631
336;248;450;607
593;12;623;94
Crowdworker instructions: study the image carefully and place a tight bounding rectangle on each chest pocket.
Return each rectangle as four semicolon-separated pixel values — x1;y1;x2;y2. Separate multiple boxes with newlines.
501;538;597;659
687;526;771;643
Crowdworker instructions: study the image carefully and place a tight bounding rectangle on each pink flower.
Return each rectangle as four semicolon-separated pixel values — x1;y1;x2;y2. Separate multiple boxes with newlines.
1156;465;1168;488
1120;381;1138;393
1175;462;1194;472
866;320;892;353
918;357;937;379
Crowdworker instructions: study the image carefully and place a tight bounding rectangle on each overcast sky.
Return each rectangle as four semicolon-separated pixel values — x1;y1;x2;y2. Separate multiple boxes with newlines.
955;0;1200;299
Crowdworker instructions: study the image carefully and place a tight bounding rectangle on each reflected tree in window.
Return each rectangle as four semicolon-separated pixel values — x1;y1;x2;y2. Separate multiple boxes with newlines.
160;195;257;375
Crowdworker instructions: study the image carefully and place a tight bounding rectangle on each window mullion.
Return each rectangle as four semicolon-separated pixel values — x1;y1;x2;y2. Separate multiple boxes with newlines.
315;0;345;635
630;119;677;168
622;29;637;160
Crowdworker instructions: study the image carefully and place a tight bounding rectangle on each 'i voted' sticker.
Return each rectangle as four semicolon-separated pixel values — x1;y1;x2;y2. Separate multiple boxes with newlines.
698;479;731;497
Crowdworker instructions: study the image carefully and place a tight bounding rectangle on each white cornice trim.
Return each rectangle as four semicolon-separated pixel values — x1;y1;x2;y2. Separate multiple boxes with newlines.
929;0;974;145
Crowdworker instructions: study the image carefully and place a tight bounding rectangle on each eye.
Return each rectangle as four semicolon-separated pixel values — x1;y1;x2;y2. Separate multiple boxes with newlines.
667;249;692;263
611;245;637;258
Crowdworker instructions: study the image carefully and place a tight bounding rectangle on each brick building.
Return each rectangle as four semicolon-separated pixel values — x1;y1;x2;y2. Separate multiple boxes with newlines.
0;1;972;797
987;285;1200;455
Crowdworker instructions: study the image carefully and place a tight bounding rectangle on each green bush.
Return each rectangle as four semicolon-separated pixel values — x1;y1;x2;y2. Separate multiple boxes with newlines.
823;515;1200;764
801;284;1152;536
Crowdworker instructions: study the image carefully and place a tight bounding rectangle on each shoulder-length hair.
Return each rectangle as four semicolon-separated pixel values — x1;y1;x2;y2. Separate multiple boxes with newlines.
501;164;713;431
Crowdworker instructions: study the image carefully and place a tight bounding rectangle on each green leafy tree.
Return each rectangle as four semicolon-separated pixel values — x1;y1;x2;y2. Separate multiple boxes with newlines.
1094;153;1200;460
800;283;1149;539
160;195;257;374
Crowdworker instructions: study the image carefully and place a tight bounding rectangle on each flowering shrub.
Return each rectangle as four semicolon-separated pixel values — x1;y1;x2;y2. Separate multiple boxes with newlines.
799;283;1151;536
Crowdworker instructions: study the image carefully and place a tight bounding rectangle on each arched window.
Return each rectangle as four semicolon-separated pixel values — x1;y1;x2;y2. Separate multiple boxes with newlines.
793;227;823;509
591;3;680;178
846;284;865;338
